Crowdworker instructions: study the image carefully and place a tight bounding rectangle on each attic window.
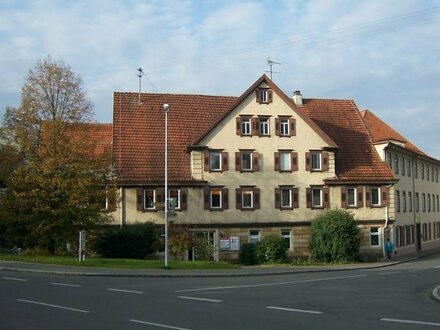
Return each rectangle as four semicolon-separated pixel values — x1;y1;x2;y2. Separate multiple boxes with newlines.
256;88;273;104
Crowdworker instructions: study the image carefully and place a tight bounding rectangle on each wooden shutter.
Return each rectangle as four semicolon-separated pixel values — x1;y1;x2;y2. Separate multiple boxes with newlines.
275;118;280;136
203;188;210;210
322;152;329;171
236;117;241;135
357;187;364;207
222;188;229;209
381;186;388;207
341;187;347;208
290;118;296;136
306;188;312;208
180;188;188;210
268;89;273;103
255;89;260;103
291;152;298;171
275;188;280;209
222;152;228;171
323;187;330;208
366;188;371;207
274;152;280;171
156;188;165;204
254;188;260;209
204;151;209;172
305;152;311;171
252;117;259;136
293;188;299;209
235;152;241;171
136;188;144;211
236;188;242;209
252;152;259;171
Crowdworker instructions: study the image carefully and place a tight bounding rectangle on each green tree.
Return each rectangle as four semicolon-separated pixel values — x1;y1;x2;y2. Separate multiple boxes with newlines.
0;57;114;253
310;208;361;263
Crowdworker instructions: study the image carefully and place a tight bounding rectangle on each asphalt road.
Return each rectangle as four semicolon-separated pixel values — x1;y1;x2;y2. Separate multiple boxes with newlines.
0;256;439;330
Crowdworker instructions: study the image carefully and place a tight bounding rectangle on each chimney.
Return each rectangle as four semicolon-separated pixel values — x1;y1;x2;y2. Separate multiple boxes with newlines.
292;90;303;105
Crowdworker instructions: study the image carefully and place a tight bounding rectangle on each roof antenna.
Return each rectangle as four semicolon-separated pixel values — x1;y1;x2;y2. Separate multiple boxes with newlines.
266;58;281;80
137;67;143;104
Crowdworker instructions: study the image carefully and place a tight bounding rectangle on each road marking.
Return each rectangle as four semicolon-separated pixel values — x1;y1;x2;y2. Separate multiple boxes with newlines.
2;277;28;282
178;296;223;303
17;299;90;313
267;306;323;314
377;271;401;275
435;266;440;269
51;282;80;287
130;319;193;330
433;285;440;301
381;318;440;327
107;288;143;294
175;274;366;293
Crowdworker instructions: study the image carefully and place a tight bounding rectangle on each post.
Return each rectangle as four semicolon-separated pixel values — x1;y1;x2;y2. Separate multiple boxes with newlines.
163;103;169;268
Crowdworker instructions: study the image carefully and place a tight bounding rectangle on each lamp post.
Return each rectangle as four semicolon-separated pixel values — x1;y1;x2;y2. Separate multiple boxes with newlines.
163;103;169;268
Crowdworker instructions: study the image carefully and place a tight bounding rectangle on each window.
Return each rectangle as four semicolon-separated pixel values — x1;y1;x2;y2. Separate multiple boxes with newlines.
307;187;329;209
436;168;439;182
280;188;292;208
401;157;405;175
432;166;435;182
275;187;299;209
281;229;292;250
386;152;392;168
342;186;364;208
415;192;419;212
210;152;221;171
241;117;251;135
394;155;399;174
274;151;298;172
204;150;228;172
402;191;406;212
432;194;436;212
144;189;155;209
306;151;329;172
414;161;418;178
437;195;439;212
204;187;228;211
408;192;412;212
421;163;425;179
249;230;261;244
236;151;259;172
169;189;180;210
407;158;411;177
347;187;356;207
311;152;321;170
312;189;322;207
256;88;272;104
280;118;289;135
371;187;381;206
370;227;380;246
422;193;426;212
275;117;296;136
427;164;430;181
280;152;291;171
236;187;260;210
259;117;270;136
395;190;400;212
428;193;431;212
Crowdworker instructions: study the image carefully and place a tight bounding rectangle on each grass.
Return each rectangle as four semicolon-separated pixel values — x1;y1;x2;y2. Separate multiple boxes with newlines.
0;254;239;270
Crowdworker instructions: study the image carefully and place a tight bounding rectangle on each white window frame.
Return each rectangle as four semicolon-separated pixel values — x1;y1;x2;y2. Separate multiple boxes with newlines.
281;229;292;250
241;118;251;135
168;189;180;210
241;152;252;171
210;151;221;171
259;117;269;135
280;118;290;136
210;188;222;209
249;230;261;244
347;187;357;207
242;189;254;209
312;188;322;208
311;152;321;171
279;152;291;171
280;188;292;208
144;189;155;210
370;227;380;247
371;187;381;206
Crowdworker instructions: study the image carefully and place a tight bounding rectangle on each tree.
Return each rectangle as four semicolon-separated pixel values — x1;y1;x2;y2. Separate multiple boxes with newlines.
0;57;114;253
310;208;361;263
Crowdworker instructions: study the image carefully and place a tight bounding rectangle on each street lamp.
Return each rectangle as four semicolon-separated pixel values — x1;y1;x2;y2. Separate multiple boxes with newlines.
163;103;169;268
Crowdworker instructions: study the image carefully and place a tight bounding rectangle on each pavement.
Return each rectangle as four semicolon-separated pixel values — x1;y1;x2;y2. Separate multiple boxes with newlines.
1;247;440;301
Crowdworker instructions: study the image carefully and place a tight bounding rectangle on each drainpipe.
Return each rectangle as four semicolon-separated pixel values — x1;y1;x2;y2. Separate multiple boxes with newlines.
383;184;393;260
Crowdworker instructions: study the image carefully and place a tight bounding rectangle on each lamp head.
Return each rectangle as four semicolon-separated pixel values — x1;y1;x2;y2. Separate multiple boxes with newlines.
163;103;169;112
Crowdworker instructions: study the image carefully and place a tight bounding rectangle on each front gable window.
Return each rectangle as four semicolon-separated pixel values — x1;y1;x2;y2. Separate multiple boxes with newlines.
259;117;270;136
256;88;273;104
275;117;296;137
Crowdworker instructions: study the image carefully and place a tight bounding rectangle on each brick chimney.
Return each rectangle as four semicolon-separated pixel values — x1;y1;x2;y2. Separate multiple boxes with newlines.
292;90;303;106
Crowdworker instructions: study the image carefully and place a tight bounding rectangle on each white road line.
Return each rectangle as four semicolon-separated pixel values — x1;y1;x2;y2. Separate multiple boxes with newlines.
17;299;90;313
107;288;143;294
175;274;366;293
381;318;440;327
433;285;440;301
51;282;80;287
2;277;28;282
435;266;440;269
267;306;323;314
377;271;401;275
130;319;193;330
178;296;223;303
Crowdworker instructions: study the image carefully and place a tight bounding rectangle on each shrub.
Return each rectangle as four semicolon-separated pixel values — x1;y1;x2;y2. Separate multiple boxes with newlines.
192;237;214;261
239;243;257;265
310;208;361;263
255;235;288;263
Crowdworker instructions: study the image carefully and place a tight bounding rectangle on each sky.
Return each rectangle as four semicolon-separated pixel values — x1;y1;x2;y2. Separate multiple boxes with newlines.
1;0;440;158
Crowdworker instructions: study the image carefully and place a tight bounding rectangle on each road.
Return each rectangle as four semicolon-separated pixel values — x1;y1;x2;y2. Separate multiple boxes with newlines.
0;255;439;330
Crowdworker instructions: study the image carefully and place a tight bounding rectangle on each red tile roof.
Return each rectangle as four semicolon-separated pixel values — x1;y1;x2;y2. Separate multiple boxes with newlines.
113;93;236;185
65;123;113;158
302;99;396;183
360;109;426;156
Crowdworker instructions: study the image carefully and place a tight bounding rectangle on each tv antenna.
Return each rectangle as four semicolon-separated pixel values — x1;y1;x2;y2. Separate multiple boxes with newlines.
266;58;281;80
137;67;143;104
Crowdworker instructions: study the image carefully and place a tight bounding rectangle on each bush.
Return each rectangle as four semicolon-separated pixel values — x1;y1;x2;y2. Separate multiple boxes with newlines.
255;235;288;263
310;208;361;263
239;243;257;265
93;223;158;259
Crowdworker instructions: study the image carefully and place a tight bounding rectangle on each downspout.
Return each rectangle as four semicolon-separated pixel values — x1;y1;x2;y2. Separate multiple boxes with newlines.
383;184;393;260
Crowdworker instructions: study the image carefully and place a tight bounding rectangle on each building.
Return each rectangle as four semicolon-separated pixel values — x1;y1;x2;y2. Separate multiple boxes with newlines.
109;74;437;261
362;110;440;255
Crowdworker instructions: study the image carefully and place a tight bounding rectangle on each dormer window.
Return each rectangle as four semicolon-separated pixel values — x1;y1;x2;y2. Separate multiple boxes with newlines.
256;88;273;104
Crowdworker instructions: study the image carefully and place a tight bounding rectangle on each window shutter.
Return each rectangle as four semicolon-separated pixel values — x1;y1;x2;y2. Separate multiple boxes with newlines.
274;188;280;209
222;188;229;209
366;188;371;207
107;189;117;212
275;118;280;136
137;188;144;211
204;188;210;210
293;188;299;208
306;188;312;208
274;152;280;171
324;187;330;208
235;152;241;171
222;152;228;171
252;152;259;171
255;89;260;103
252;118;259;136
236;117;241;135
357;187;364;207
341;187;347;208
156;188;165;204
268;90;273;103
180;188;188;210
322;152;329;171
236;188;242;209
305;152;311;171
204;151;209;172
291;152;298;171
290;118;296;136
254;188;260;209
381;186;388;207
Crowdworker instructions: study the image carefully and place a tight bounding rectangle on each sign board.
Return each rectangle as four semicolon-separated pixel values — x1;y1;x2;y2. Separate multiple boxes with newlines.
220;236;240;251
230;236;240;251
220;237;230;251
